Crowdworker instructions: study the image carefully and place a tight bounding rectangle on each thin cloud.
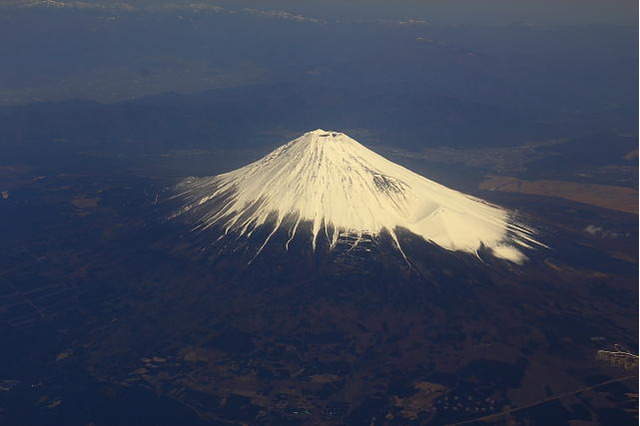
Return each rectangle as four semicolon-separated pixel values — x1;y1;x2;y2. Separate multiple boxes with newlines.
2;0;325;24
236;8;325;24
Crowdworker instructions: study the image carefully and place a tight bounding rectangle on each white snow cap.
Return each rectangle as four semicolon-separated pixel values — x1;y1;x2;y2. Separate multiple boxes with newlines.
173;129;541;263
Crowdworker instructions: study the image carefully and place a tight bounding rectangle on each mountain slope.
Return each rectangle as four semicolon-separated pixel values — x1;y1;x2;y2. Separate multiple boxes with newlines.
171;129;540;262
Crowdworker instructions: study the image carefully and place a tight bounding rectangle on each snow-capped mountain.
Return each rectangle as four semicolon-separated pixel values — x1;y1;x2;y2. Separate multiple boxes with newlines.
171;129;540;263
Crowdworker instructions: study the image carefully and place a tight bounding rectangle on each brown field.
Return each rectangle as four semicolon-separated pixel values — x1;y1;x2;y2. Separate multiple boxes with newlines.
71;196;100;209
479;175;638;214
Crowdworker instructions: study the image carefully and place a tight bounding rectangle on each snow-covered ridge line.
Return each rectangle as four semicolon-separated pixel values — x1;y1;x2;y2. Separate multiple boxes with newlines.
171;129;542;263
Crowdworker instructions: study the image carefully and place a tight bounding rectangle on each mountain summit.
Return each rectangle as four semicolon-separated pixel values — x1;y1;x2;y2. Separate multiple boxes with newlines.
171;129;540;263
